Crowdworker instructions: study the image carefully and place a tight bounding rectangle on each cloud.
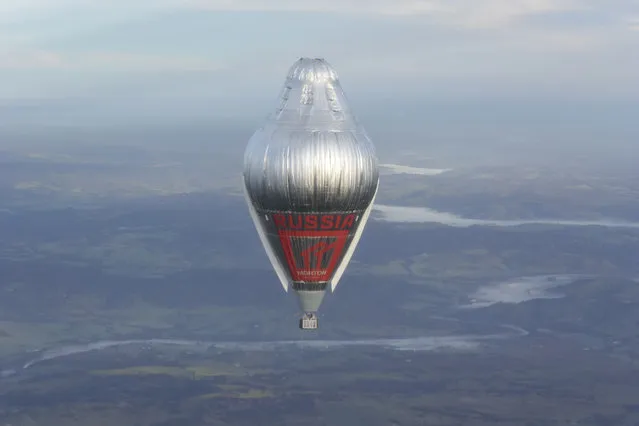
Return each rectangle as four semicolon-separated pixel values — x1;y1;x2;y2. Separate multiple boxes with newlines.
183;0;591;28
182;0;445;15
628;16;639;30
0;0;633;31
423;0;589;29
0;0;636;102
0;0;174;16
0;50;223;71
0;50;65;69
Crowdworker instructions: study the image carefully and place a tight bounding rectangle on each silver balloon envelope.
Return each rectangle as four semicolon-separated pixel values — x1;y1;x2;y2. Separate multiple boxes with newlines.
242;57;379;327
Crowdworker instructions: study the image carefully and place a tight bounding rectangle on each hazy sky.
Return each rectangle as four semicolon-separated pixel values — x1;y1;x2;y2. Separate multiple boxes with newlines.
0;0;637;124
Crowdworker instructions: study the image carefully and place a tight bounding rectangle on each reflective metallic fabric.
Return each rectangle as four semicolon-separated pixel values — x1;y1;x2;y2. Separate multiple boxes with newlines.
243;57;379;213
243;58;379;314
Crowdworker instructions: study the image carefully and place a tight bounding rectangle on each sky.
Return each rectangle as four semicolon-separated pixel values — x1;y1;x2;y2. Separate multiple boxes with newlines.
0;0;637;126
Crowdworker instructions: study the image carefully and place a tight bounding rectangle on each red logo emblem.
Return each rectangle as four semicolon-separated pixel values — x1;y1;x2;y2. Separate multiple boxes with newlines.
278;230;349;282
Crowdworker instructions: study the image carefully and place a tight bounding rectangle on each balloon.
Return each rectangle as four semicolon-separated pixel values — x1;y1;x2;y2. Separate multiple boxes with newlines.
243;57;379;329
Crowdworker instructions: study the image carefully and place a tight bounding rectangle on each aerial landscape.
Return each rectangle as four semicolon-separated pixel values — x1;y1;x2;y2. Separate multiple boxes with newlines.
2;120;639;425
2;0;639;425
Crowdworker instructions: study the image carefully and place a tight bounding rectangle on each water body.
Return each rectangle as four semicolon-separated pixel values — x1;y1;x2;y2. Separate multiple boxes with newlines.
379;164;452;176
373;204;639;229
375;163;639;229
460;274;585;309
0;325;529;378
